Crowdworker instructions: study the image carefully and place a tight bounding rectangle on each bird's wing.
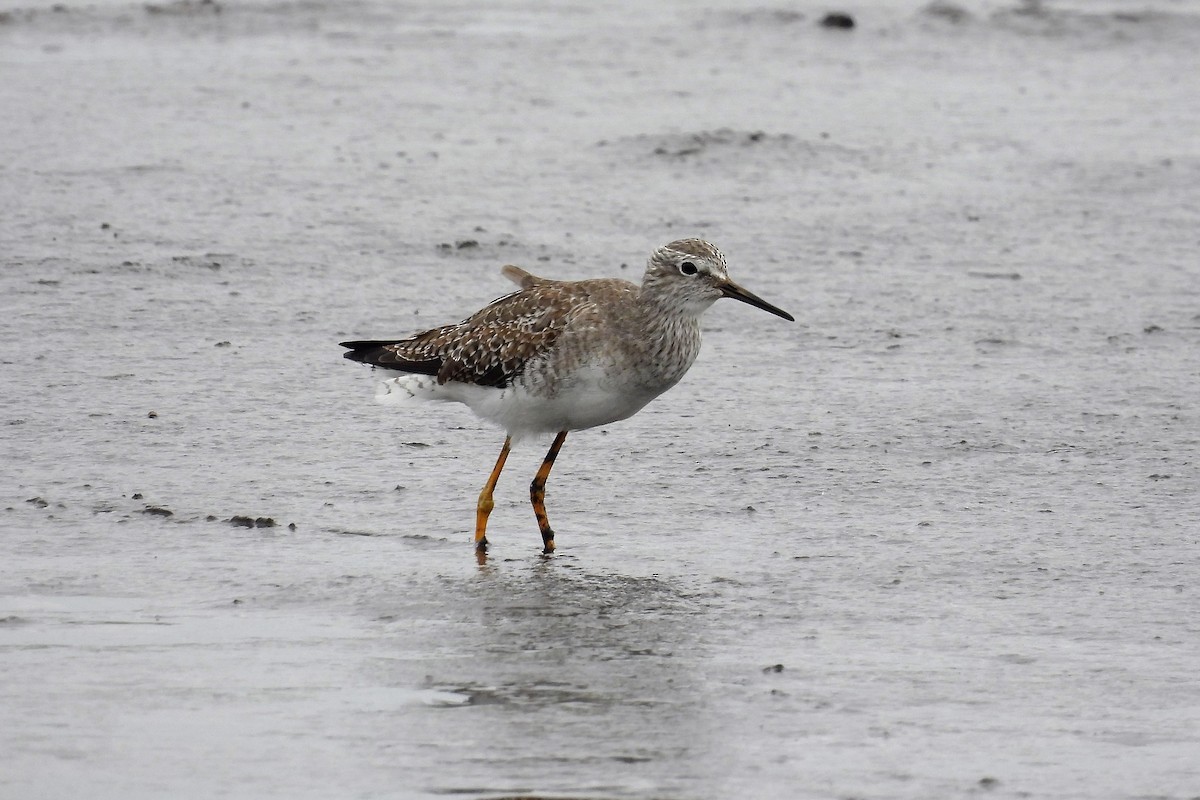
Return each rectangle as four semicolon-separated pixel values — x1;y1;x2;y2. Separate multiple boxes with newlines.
342;281;616;389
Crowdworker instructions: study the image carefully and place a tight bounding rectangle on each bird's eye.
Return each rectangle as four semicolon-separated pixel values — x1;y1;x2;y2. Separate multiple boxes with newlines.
679;261;698;275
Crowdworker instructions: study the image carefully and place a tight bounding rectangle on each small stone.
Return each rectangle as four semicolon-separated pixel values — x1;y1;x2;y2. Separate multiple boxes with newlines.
820;11;855;29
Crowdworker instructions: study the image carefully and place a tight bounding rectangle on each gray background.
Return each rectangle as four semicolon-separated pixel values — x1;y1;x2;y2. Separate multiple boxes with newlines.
3;1;1198;798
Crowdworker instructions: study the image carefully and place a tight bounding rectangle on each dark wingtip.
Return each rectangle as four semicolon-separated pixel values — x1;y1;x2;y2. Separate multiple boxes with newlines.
340;340;379;363
339;339;442;375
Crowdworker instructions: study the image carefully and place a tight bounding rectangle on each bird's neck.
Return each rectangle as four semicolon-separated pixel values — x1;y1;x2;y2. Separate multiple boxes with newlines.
631;291;704;388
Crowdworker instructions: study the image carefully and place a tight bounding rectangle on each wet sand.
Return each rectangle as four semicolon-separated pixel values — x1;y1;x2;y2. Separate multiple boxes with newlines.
2;1;1199;798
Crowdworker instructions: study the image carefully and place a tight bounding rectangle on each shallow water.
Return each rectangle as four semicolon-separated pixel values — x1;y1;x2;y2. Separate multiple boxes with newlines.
3;1;1200;798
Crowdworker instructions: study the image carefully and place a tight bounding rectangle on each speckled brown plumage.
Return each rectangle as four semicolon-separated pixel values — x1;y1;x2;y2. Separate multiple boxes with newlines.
342;278;640;389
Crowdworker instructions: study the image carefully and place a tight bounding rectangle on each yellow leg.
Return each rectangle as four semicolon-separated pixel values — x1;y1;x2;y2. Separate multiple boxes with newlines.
475;436;512;551
530;431;568;554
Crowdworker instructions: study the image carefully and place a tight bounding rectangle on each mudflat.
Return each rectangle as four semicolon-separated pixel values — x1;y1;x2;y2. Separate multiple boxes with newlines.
2;2;1198;798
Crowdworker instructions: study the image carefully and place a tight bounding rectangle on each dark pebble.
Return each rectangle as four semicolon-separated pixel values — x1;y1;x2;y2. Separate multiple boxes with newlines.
230;515;278;528
820;12;855;28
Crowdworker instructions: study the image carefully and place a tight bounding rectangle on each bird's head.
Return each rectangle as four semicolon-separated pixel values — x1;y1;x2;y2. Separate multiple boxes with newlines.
642;239;794;322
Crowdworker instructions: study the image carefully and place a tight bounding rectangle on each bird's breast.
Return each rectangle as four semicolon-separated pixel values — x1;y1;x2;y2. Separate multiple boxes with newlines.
511;303;701;393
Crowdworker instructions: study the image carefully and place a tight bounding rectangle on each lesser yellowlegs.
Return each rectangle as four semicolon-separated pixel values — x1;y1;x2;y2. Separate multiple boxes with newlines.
340;239;793;554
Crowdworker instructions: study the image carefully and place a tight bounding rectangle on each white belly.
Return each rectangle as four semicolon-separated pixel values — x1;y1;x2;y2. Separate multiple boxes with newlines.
373;364;673;442
465;364;666;440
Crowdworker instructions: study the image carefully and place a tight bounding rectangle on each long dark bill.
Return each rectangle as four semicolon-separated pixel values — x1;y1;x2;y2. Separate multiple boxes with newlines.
720;280;795;322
